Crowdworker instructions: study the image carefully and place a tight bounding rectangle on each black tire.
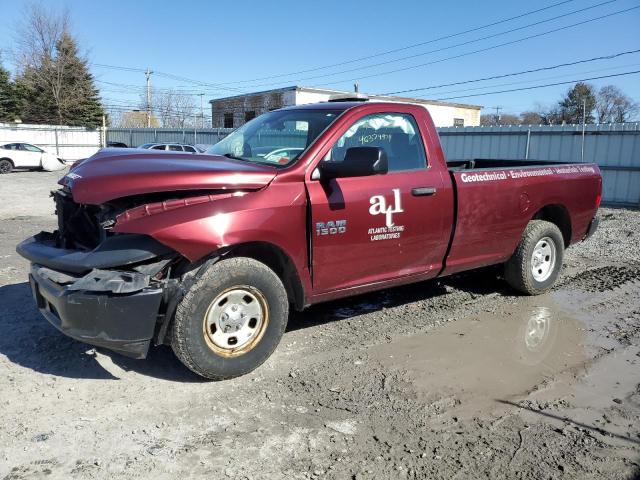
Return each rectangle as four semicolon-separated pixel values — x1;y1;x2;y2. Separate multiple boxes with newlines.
0;159;12;174
171;257;289;380
504;220;564;295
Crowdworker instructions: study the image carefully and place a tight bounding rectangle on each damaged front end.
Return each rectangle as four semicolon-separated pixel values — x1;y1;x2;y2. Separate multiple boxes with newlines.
16;188;182;358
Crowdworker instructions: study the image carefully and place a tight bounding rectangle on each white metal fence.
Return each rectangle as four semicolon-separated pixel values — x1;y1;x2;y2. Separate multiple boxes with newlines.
2;122;638;206
106;127;233;148
0;123;102;161
438;123;640;206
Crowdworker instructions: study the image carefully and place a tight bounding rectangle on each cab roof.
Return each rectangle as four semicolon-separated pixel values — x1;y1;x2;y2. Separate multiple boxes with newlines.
278;101;390;112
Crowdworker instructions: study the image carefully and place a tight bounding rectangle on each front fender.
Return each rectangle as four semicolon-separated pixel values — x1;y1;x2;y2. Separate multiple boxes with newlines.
112;183;309;282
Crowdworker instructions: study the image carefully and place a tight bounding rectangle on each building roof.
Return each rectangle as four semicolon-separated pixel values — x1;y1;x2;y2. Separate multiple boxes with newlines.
210;85;482;110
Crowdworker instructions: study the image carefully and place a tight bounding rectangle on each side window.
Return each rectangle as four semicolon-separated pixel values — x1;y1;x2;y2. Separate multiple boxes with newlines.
183;146;196;153
168;145;183;151
151;145;166;150
22;144;43;153
328;113;427;172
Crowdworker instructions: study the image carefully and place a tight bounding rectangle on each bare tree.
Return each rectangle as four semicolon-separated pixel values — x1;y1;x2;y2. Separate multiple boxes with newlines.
151;90;197;128
480;113;519;126
519;112;540;124
596;85;639;123
525;102;563;125
13;4;70;124
14;3;69;64
120;110;159;128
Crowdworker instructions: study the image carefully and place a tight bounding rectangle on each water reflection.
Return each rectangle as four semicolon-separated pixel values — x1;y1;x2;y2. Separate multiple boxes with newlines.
371;298;587;415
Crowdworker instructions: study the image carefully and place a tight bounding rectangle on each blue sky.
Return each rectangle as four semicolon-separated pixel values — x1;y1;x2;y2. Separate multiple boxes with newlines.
0;0;639;117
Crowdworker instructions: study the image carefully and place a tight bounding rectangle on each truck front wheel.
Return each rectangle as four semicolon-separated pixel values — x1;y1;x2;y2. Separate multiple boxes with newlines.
505;220;564;295
171;257;289;380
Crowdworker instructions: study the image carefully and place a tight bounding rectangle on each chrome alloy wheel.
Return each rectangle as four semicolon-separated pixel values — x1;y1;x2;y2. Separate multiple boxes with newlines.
531;237;556;282
203;286;269;357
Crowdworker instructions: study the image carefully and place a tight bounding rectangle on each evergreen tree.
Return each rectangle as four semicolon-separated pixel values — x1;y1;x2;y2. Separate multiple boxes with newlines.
15;65;57;124
0;62;22;122
53;32;103;128
558;82;596;124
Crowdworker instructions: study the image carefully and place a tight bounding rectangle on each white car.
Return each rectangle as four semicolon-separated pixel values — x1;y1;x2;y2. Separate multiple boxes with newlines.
137;143;203;153
0;142;67;173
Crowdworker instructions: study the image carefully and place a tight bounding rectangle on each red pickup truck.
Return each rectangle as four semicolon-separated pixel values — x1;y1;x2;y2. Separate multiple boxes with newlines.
17;99;601;379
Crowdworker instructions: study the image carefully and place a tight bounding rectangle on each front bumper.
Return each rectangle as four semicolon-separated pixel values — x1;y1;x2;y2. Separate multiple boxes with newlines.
17;231;171;274
28;264;164;358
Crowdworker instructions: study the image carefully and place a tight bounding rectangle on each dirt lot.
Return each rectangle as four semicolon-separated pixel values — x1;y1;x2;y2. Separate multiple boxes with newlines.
0;170;639;480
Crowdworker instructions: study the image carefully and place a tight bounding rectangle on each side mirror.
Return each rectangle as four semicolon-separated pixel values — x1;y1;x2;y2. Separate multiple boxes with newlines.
318;147;388;180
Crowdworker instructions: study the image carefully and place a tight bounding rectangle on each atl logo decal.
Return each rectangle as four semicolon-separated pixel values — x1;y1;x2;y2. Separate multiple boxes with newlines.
369;189;403;227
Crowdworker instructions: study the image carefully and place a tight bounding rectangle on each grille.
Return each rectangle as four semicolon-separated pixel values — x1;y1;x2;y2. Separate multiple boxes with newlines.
53;189;105;250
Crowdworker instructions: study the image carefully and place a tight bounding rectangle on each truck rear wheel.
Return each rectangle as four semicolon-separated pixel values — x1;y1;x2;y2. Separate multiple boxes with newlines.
505;220;564;295
171;257;289;380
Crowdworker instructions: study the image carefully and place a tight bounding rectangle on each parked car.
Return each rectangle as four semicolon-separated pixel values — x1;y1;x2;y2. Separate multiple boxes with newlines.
137;143;202;153
106;141;128;148
0;142;66;173
17;99;602;380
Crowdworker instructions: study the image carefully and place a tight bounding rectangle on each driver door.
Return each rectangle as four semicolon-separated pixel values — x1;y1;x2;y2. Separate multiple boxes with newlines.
305;111;451;294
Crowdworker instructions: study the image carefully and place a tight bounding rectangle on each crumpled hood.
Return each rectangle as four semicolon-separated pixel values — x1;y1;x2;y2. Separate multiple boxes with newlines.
59;148;277;204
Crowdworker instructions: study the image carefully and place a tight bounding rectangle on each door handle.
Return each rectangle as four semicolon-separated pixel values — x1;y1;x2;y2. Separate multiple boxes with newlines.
411;187;437;196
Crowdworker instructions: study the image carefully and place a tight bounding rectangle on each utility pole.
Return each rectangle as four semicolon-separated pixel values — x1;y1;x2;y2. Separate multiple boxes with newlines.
145;68;153;128
581;98;586;162
494;106;502;125
199;93;204;129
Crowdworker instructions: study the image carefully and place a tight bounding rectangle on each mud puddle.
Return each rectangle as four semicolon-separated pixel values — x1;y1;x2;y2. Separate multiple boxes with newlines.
371;289;629;420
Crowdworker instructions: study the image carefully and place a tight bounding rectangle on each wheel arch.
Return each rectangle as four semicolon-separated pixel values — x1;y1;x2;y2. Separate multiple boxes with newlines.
531;204;571;248
0;157;14;166
222;241;305;312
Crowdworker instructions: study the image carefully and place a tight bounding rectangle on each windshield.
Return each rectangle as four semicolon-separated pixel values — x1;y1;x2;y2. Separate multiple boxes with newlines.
208;109;342;167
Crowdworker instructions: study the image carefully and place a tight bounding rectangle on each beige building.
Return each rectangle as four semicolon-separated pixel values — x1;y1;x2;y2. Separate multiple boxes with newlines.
120;110;160;128
210;86;481;129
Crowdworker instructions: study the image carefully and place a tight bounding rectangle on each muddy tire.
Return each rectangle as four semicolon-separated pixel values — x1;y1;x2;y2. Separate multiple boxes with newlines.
171;257;289;380
505;220;564;295
0;159;12;174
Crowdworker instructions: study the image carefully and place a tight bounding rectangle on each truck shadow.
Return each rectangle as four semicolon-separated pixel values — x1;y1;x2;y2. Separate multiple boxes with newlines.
288;265;508;332
0;282;201;382
0;267;508;382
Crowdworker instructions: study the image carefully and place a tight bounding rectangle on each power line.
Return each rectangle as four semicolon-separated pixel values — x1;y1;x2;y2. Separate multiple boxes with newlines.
92;64;247;93
96;79;228;97
239;0;618;89
208;0;580;84
432;70;640;101
88;0;600;92
310;4;640;88
90;3;636;102
379;48;640;96
414;62;640;97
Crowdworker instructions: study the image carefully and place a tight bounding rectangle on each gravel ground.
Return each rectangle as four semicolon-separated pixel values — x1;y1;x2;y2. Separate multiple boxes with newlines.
0;170;639;480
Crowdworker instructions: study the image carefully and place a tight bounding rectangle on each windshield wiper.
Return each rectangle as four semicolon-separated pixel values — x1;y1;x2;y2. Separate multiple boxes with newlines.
223;153;247;162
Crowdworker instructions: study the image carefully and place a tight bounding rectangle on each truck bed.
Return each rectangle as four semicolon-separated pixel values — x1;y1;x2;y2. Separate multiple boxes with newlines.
443;159;601;276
